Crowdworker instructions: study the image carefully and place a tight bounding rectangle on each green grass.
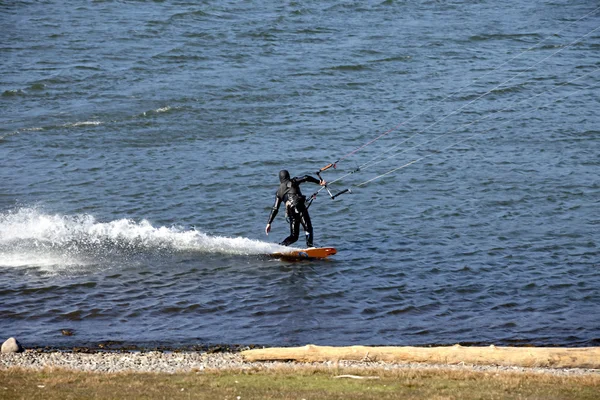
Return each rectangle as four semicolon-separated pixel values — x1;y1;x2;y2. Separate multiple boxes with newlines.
1;366;599;400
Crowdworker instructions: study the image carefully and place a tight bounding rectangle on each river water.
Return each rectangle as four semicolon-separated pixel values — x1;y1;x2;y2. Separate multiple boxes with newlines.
1;0;599;349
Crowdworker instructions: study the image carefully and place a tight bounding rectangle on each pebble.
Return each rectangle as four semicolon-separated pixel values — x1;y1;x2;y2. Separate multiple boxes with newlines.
1;351;599;376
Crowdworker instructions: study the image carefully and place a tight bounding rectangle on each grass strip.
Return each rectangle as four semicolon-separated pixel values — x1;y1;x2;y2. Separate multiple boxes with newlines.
1;366;599;400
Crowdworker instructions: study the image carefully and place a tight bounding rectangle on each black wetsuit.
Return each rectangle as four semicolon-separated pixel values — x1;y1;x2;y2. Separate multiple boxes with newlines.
267;170;321;247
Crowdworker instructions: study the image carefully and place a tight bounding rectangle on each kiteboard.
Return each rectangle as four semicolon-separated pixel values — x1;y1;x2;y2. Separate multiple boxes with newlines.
271;247;337;260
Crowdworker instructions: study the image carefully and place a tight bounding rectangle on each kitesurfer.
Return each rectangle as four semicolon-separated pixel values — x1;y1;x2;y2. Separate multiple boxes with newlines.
265;170;326;247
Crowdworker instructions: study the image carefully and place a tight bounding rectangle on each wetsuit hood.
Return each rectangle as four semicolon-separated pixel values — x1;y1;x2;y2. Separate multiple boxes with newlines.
279;170;290;183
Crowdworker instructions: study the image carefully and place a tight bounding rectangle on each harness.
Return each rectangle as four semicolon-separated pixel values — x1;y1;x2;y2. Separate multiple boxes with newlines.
283;181;306;220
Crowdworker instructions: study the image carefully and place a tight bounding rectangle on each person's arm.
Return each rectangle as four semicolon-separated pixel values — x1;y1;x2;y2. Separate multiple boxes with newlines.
295;175;327;186
265;196;281;235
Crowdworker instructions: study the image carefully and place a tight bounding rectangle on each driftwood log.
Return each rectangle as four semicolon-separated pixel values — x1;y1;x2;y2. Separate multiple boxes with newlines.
241;344;600;369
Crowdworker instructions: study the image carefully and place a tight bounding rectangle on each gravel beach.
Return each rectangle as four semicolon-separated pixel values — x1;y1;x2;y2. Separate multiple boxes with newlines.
2;350;599;377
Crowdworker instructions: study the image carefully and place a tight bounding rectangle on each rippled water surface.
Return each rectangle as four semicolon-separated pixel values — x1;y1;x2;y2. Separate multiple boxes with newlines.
1;0;599;348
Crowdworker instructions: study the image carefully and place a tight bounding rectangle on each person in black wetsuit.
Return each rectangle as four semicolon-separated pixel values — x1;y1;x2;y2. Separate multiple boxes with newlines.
265;170;326;247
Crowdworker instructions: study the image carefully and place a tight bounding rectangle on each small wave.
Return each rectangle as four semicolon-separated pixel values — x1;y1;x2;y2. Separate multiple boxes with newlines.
167;9;210;22
490;83;527;95
63;121;103;128
469;33;541;42
0;132;16;141
2;89;26;97
140;106;175;117
374;55;412;63
0;126;45;141
0;208;286;269
327;64;371;71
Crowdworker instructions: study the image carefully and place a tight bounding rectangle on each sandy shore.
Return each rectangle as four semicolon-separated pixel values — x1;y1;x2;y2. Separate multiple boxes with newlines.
2;350;599;376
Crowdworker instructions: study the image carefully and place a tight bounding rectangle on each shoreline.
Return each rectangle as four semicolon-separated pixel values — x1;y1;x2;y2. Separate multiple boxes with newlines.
2;350;599;377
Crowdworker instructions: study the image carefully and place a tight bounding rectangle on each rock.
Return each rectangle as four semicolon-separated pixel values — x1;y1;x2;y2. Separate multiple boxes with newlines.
2;337;24;353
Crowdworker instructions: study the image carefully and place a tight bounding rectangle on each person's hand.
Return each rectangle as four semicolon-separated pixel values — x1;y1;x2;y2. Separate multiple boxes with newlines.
320;180;327;186
265;223;271;235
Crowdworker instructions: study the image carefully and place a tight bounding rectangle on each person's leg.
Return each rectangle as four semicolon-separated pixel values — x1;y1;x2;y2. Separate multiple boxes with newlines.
280;213;300;246
299;208;314;247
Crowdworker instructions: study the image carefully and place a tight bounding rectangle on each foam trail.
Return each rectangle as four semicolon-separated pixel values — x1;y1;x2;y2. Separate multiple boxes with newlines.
0;208;286;268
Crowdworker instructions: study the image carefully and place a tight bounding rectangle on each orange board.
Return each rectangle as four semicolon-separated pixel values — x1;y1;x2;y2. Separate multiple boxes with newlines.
272;247;337;260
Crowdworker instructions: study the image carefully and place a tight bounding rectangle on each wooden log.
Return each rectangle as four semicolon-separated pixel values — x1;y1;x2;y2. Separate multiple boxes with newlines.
241;344;600;369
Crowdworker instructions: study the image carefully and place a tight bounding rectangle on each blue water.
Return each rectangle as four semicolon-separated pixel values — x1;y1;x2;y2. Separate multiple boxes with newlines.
1;0;599;349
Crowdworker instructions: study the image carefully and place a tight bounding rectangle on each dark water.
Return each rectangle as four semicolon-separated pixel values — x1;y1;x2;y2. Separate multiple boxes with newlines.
1;1;599;349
